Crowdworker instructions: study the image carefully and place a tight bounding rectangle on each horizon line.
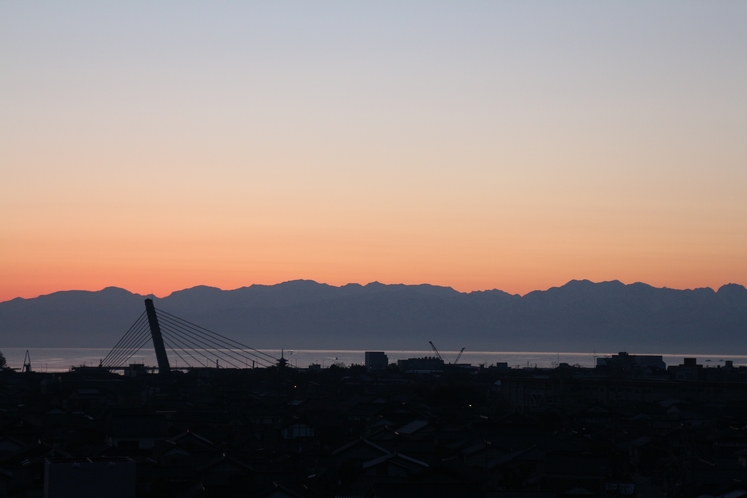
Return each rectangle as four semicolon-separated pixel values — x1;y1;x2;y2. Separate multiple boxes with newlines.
3;278;744;304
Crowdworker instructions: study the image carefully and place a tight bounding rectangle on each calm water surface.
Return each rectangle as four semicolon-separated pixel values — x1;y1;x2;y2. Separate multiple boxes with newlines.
4;348;747;372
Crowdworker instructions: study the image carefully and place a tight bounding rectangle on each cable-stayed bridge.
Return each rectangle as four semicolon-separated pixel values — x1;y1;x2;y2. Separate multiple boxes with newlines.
100;299;279;372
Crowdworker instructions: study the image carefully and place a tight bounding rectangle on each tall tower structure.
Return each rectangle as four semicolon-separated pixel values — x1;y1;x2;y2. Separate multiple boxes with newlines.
144;299;171;374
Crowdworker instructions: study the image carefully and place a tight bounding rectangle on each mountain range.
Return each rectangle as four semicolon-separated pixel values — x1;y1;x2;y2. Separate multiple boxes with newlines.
1;280;746;354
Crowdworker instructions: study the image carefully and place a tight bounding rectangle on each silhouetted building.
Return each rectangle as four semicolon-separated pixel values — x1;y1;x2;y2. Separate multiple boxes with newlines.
7;349;747;497
365;352;388;372
44;458;136;498
596;351;666;377
668;357;703;381
397;356;444;373
597;351;665;369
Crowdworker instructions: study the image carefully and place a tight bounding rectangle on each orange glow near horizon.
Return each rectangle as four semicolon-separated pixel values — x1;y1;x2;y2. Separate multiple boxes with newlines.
2;202;745;302
1;3;746;303
2;148;745;302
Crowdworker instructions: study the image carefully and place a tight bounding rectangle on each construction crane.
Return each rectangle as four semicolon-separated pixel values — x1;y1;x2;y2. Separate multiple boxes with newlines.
429;342;466;364
454;347;465;364
428;341;443;361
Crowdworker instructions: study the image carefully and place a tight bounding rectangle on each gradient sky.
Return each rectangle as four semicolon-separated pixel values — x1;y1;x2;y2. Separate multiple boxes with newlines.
1;1;746;301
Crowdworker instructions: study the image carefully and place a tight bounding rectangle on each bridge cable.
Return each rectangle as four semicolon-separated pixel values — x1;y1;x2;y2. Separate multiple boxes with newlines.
158;315;270;367
100;312;147;366
110;330;154;368
155;308;277;363
159;320;249;369
162;333;209;368
103;319;151;368
161;336;193;369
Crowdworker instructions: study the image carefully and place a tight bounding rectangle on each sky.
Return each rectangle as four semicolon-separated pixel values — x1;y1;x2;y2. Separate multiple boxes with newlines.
1;1;746;302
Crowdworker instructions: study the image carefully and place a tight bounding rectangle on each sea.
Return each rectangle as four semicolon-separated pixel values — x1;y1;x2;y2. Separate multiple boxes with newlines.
3;348;747;373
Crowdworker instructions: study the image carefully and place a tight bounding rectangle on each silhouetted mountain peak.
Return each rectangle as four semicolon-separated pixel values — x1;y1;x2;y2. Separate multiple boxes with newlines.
100;286;134;294
360;282;459;299
166;285;223;297
2;279;746;352
717;283;747;306
718;283;747;295
467;288;519;298
523;279;617;303
562;279;626;291
564;279;596;286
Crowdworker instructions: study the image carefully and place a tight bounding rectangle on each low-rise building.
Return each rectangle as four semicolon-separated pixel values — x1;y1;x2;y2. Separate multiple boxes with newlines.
365;352;388;372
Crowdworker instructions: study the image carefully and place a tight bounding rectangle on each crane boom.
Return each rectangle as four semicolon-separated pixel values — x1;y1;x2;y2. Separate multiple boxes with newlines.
454;347;465;364
428;341;443;361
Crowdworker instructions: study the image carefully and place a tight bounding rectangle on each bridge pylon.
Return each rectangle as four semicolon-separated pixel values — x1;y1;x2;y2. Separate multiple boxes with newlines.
144;298;171;374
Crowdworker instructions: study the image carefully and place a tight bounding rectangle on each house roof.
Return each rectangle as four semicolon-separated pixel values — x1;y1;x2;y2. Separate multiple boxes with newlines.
333;438;390;457
396;419;428;435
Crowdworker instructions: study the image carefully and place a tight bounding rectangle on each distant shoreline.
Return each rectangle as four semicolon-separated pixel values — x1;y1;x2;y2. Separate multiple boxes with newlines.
4;347;746;373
